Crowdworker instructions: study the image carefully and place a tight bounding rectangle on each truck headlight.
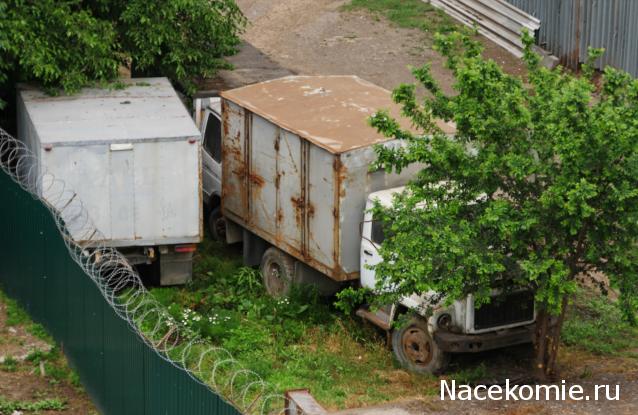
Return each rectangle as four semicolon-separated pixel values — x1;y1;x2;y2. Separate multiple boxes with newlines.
437;313;452;329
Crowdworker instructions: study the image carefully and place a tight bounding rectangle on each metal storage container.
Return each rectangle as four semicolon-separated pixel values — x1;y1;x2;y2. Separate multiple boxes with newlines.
220;76;455;281
16;78;202;249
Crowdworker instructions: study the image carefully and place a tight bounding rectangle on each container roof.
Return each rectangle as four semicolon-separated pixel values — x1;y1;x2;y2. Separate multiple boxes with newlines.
221;75;456;154
19;77;200;146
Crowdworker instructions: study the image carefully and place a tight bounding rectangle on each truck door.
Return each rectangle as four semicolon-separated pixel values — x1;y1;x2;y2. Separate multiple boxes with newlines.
201;110;223;202
360;209;384;290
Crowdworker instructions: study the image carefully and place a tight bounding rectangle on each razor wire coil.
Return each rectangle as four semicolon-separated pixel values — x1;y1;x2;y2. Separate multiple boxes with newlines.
0;127;298;415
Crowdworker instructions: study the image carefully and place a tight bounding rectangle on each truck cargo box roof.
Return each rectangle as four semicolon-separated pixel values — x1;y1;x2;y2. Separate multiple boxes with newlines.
220;75;456;154
18;77;200;146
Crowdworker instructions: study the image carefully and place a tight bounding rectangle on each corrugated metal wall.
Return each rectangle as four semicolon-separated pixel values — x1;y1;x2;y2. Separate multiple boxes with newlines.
506;0;638;76
0;170;241;415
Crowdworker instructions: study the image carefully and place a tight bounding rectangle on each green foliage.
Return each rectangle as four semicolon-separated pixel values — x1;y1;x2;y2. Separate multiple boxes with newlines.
146;239;437;408
0;0;244;109
0;289;30;326
449;363;488;385
0;356;17;372
343;0;459;34
95;0;245;93
0;0;120;106
334;286;373;314
367;30;638;322
0;396;66;413
563;289;638;355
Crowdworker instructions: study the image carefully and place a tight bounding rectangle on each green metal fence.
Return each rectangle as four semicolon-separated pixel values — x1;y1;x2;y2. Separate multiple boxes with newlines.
0;169;242;415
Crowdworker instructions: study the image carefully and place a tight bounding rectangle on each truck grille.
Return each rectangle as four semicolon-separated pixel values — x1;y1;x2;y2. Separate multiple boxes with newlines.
474;291;534;330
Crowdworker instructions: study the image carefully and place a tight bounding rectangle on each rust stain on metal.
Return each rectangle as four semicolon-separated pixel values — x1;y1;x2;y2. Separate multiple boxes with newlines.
221;101;230;138
332;156;343;269
291;196;305;227
249;172;265;187
220;76;456;154
334;157;348;198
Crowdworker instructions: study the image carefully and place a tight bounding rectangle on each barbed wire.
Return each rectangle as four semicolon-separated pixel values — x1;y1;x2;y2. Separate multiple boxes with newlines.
0;127;298;415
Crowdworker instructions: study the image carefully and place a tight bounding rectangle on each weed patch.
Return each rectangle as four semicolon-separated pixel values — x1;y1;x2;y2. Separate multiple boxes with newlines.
0;396;66;413
562;289;638;356
342;0;459;35
147;239;437;409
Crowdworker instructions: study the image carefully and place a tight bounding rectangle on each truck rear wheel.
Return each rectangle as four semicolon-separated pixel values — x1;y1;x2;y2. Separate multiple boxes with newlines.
392;315;449;375
260;247;296;297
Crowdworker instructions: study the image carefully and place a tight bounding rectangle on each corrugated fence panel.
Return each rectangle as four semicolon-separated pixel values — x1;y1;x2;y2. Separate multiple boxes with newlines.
0;170;241;415
506;0;638;76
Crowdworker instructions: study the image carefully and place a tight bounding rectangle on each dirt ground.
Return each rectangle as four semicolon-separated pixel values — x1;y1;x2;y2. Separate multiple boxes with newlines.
208;0;526;93
0;297;95;414
208;1;638;414
334;350;638;415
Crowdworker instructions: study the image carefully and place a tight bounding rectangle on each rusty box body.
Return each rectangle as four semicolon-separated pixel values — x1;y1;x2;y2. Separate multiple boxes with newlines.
220;76;454;282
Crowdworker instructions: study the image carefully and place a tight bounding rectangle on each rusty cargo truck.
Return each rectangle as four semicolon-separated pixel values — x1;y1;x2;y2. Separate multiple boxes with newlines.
195;76;536;374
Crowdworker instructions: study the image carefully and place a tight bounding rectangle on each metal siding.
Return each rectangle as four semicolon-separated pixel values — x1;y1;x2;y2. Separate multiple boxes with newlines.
506;0;638;76
277;129;303;249
109;146;136;240
134;140;201;242
339;145;424;275
249;114;279;236
0;169;241;415
307;144;336;270
221;100;248;219
44;144;112;240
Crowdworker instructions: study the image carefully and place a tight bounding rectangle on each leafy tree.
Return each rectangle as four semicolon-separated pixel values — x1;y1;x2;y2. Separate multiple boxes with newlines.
0;0;244;112
0;0;120;108
86;0;245;92
367;31;638;379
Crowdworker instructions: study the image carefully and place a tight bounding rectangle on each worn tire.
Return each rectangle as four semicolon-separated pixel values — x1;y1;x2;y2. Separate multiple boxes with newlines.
392;315;449;375
207;207;227;242
260;247;296;298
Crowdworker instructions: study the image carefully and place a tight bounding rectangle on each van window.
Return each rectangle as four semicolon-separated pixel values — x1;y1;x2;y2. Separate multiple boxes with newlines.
203;113;222;162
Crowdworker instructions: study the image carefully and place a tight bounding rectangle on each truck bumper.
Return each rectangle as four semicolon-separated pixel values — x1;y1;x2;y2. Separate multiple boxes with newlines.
434;323;535;353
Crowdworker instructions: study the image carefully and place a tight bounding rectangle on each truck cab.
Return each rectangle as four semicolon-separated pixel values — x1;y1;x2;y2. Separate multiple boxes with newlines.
360;187;536;374
194;97;225;240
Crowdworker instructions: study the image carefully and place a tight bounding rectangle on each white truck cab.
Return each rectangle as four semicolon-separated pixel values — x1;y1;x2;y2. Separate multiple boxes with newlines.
360;187;536;373
194;96;225;240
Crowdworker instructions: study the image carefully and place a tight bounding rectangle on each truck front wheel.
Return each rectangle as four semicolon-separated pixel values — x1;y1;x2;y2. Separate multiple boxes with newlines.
392;315;449;375
260;247;296;297
207;207;227;242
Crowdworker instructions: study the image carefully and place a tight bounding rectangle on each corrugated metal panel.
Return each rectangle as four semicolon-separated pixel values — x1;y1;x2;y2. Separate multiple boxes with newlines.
0;169;242;415
428;0;541;57
506;0;638;76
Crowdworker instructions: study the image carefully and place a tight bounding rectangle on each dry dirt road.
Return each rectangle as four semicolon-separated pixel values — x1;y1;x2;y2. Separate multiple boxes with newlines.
208;1;638;414
209;0;525;93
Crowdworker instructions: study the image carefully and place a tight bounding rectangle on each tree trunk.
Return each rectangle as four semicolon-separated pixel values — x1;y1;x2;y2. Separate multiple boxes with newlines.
533;296;569;381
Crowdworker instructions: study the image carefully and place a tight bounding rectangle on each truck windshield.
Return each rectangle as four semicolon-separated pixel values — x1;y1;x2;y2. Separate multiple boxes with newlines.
204;113;222;162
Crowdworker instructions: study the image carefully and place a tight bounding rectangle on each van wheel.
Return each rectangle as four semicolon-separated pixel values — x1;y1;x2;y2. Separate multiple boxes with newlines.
392;315;449;375
207;207;226;242
260;247;296;297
